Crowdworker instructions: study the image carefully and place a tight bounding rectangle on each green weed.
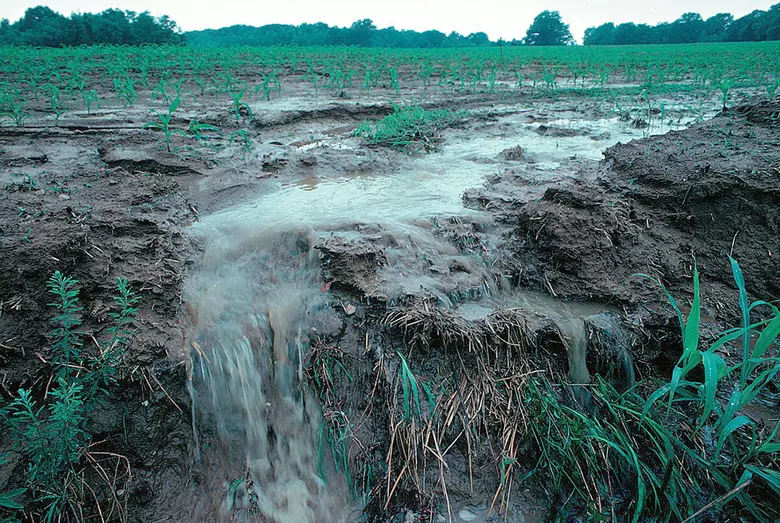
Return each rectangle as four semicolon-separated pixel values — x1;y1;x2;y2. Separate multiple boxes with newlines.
0;453;25;512
354;105;463;153
1;272;138;522
522;258;780;520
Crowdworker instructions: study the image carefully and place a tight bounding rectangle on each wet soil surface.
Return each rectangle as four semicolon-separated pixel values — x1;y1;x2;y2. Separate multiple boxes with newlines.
0;74;776;521
475;101;779;315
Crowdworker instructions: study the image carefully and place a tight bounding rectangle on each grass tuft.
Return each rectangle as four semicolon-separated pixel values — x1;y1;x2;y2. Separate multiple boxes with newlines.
354;104;464;153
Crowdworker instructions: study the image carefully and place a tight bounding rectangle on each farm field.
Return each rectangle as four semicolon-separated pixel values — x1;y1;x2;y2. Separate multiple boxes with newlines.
0;42;779;522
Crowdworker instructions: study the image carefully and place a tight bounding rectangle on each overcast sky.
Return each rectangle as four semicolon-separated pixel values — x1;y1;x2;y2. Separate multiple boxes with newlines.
1;0;776;42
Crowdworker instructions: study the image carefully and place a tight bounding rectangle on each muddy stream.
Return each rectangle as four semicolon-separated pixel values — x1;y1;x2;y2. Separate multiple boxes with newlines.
183;109;699;521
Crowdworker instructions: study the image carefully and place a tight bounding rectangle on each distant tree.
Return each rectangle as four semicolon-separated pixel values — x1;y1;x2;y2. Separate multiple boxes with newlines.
727;10;763;41
0;5;182;46
16;6;68;46
584;4;780;45
346;18;376;46
420;29;446;47
523;11;573;46
467;32;490;46
668;12;705;43
701;13;734;41
583;23;616;45
444;31;467;47
0;18;18;45
768;4;780;40
184;19;479;48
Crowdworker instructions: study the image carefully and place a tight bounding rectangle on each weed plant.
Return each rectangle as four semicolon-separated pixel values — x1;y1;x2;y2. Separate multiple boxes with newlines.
354;105;464;152
0;271;138;522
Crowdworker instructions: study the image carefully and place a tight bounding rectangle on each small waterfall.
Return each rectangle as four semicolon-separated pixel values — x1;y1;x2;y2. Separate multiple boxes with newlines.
556;317;592;406
186;225;355;522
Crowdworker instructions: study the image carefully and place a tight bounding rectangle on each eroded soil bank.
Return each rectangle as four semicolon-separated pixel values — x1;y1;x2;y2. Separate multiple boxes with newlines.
479;101;779;306
1;86;777;521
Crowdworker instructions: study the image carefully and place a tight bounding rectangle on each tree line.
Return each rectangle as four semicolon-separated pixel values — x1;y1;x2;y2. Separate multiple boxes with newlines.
584;5;780;45
1;4;779;48
185;19;492;48
0;6;183;46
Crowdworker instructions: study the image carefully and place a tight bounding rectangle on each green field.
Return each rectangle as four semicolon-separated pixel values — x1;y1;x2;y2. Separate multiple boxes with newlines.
1;42;779;125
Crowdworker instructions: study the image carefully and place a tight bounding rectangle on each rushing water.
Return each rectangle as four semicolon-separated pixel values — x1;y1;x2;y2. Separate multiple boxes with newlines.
183;111;655;521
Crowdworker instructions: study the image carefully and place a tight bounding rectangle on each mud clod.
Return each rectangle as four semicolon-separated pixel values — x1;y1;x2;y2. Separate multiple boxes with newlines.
99;146;206;175
317;238;387;295
500;145;526;161
535;124;581;137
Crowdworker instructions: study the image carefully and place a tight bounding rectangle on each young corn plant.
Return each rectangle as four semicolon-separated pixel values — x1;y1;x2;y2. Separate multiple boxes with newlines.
325;65;351;98
0;92;30;127
254;72;281;101
152;77;172;104
112;77;136;107
397;352;422;423
717;77;733;111
143;97;187;152
419;61;434;88
639;259;780;453
766;76;779;100
228;85;253;122
387;66;400;95
80;89;99;114
362;67;378;95
188;119;220;141
228;129;253;157
44;85;65;124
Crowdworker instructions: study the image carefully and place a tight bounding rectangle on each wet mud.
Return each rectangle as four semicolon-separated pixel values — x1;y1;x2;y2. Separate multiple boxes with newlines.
479;101;779;315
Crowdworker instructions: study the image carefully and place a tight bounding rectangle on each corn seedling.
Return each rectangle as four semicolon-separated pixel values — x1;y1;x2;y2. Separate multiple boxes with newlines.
152;77;172;104
766;76;779;100
387;66;400;95
419;61;434;87
143;97;187;152
1;97;30;127
112;77;136;106
325;65;352;98
228;85;253;122
228;129;253;156
45;84;65;123
308;67;321;97
397;352;421;423
718;77;733;110
80;89;99;114
188;119;221;141
362;66;378;95
255;72;281;101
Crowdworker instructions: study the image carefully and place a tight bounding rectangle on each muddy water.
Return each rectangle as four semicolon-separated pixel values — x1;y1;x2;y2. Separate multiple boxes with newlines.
184;111;666;521
457;291;617;405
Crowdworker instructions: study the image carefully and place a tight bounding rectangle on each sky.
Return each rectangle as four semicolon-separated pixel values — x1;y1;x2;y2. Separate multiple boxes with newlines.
0;0;776;42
